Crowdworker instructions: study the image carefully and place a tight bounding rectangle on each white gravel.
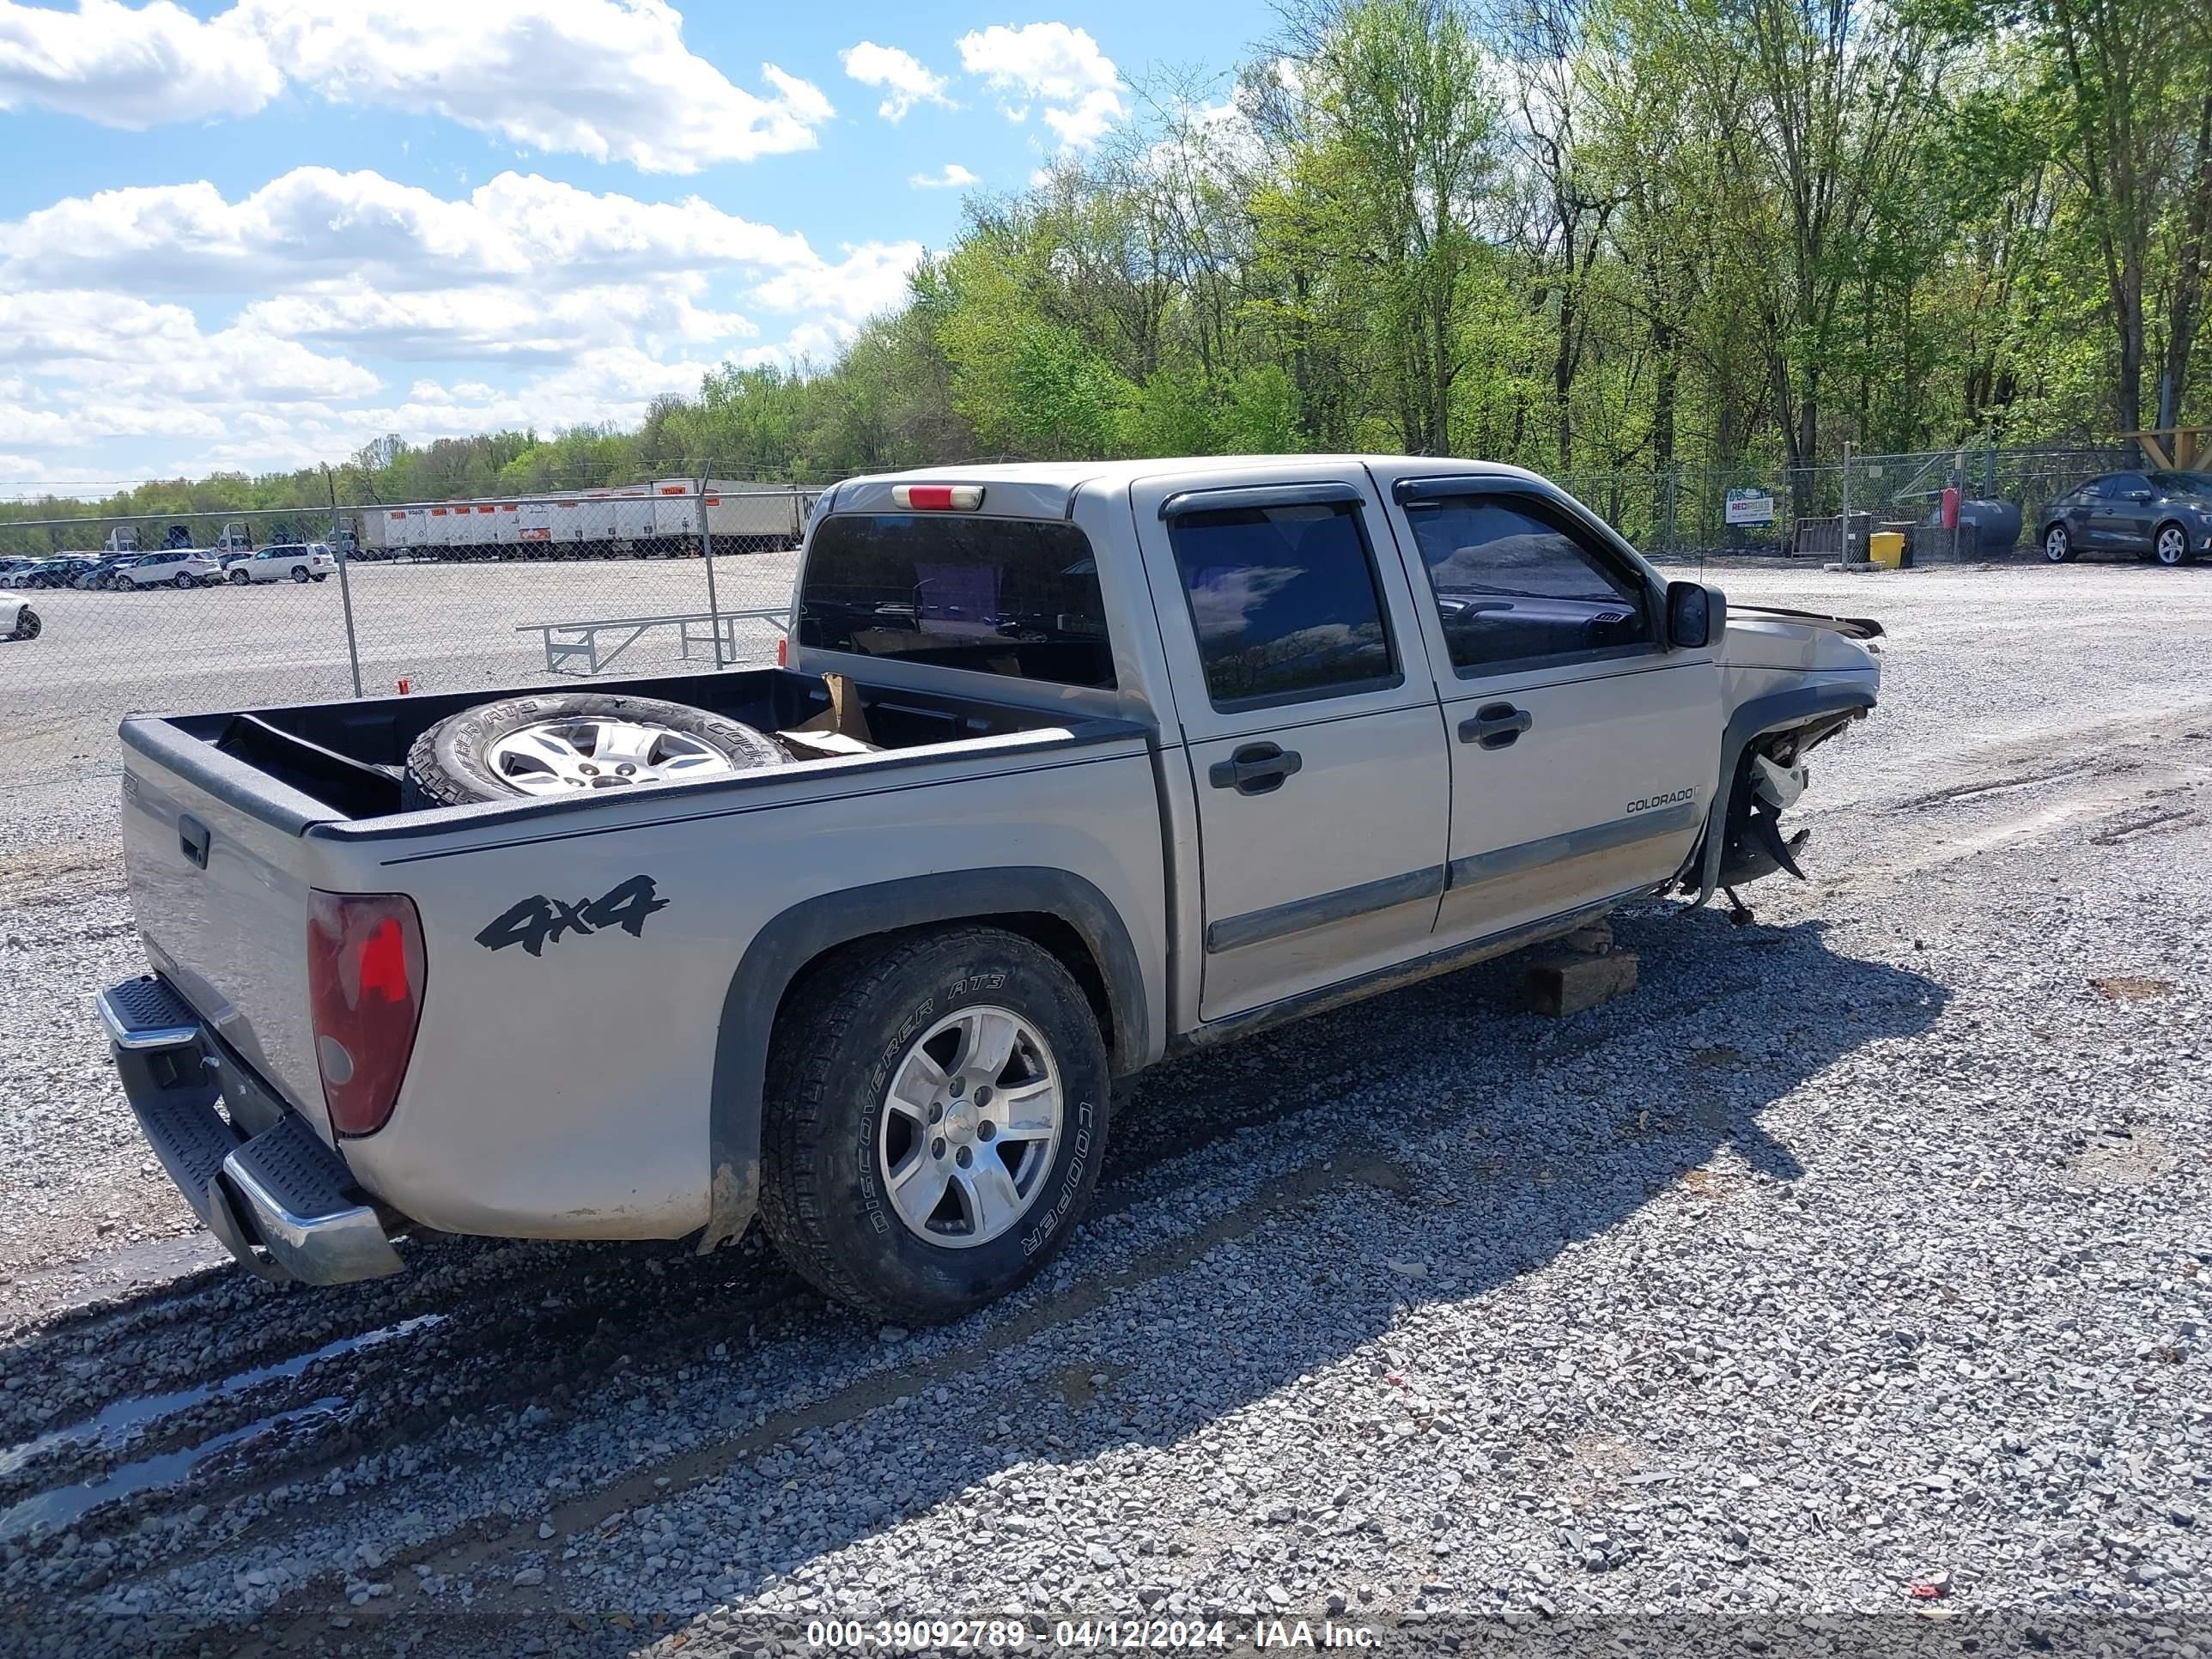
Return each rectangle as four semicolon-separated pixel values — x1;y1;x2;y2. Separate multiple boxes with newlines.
0;556;2208;1656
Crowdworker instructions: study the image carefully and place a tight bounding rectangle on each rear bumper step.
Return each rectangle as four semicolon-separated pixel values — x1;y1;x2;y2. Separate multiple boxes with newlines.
94;975;405;1286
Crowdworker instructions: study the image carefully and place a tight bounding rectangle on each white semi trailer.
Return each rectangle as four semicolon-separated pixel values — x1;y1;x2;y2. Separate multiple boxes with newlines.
359;482;816;562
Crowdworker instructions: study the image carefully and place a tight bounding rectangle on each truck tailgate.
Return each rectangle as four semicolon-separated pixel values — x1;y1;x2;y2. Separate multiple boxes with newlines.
119;748;330;1136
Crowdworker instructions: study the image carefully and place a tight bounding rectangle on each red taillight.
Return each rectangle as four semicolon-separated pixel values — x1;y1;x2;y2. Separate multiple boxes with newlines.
776;635;788;667
307;891;424;1137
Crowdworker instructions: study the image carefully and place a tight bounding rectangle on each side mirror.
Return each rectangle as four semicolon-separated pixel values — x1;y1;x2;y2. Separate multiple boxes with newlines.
1667;580;1724;650
2130;489;2153;502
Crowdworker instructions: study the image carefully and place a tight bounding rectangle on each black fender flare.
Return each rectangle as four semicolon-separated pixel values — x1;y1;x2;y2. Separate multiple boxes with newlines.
1692;684;1875;905
697;867;1149;1253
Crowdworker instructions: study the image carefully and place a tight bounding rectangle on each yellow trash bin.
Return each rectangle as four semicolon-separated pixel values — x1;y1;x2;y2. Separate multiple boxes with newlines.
1869;531;1905;568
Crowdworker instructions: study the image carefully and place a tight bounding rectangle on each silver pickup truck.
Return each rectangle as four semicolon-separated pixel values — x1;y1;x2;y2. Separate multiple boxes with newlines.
99;457;1881;1321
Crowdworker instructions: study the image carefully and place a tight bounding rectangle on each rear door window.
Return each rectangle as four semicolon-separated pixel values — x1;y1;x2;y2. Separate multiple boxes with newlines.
798;514;1114;689
1400;494;1653;672
1164;501;1397;708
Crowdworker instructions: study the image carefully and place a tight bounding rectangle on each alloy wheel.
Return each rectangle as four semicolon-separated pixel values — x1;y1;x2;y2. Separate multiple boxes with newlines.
876;1006;1065;1249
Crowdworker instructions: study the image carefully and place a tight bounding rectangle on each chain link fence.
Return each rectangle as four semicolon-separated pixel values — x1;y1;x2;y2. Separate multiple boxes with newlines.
0;469;817;786
1554;443;2132;558
0;441;2146;785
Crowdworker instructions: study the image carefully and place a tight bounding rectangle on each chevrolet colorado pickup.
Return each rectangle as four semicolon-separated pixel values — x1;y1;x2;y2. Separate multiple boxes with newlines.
98;456;1881;1320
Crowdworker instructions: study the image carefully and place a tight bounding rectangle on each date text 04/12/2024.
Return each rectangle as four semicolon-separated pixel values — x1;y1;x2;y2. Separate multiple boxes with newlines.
803;1620;1383;1650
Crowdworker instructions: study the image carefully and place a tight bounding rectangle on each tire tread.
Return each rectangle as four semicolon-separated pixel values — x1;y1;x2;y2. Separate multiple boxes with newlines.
758;927;1098;1322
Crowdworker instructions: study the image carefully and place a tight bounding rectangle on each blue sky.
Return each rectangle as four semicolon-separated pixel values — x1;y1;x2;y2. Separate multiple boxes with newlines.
0;0;1273;489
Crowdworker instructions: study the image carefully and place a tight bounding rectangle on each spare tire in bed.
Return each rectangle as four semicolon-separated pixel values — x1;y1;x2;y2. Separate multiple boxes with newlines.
404;691;787;805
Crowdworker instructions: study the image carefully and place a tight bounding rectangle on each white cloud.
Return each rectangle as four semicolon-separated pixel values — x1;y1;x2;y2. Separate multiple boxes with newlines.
238;282;757;363
909;162;979;191
956;21;1124;149
362;347;725;441
0;289;378;399
1;168;821;295
0;0;280;126
245;0;836;173
0;169;924;331
0;0;834;172
0;167;929;473
840;40;951;121
750;241;921;326
1040;86;1123;149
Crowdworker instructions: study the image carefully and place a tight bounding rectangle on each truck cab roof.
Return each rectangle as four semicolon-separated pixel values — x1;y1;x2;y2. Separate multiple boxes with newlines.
827;455;1553;521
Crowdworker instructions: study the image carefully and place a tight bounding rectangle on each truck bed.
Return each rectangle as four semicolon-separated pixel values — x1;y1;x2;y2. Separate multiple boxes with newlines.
116;666;1163;1245
129;665;1124;827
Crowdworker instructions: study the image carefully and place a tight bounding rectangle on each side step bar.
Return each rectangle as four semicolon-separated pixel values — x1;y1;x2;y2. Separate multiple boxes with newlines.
95;975;405;1286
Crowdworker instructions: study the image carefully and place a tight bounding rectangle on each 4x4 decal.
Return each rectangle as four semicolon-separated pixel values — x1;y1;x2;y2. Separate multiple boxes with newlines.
477;874;668;957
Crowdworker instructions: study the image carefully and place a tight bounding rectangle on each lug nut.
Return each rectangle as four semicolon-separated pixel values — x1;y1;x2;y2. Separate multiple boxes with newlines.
955;1146;973;1168
928;1103;944;1123
975;1085;993;1106
978;1121;997;1141
932;1138;945;1159
949;1077;964;1097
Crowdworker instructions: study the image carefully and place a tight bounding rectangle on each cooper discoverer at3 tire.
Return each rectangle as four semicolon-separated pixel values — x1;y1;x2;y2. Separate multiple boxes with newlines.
404;691;787;805
760;927;1112;1323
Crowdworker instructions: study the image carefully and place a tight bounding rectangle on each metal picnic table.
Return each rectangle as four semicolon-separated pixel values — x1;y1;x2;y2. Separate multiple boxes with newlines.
518;607;788;675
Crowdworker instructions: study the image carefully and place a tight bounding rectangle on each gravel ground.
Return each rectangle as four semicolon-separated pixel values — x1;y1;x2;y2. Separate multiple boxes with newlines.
0;558;2208;1656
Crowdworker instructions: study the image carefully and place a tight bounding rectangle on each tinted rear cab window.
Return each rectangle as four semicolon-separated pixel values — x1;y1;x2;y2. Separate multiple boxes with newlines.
798;514;1114;689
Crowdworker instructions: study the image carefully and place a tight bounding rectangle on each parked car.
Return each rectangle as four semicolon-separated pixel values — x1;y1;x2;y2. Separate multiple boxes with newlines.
22;556;97;588
75;556;137;589
1;588;38;641
228;543;336;584
97;455;1882;1320
2041;471;2212;566
0;556;45;582
114;550;223;589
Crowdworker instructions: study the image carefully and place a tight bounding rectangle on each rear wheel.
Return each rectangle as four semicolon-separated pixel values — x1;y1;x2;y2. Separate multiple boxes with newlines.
2154;522;2192;567
173;573;195;589
760;927;1110;1322
229;568;250;585
9;605;39;641
290;565;310;582
2043;524;2074;563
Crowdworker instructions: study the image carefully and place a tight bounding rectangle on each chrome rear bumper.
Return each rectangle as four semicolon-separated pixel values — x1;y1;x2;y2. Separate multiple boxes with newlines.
94;975;405;1286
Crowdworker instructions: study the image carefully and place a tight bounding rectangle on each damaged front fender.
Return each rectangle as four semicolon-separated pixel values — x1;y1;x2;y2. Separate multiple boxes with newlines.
1689;684;1875;905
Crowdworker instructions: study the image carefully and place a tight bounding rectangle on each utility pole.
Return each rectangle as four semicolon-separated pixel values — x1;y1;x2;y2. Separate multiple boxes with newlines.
325;465;364;697
1841;441;1858;563
696;472;725;669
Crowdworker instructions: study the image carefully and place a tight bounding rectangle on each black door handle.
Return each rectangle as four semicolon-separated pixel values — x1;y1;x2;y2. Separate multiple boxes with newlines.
1459;702;1534;750
1208;742;1303;795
